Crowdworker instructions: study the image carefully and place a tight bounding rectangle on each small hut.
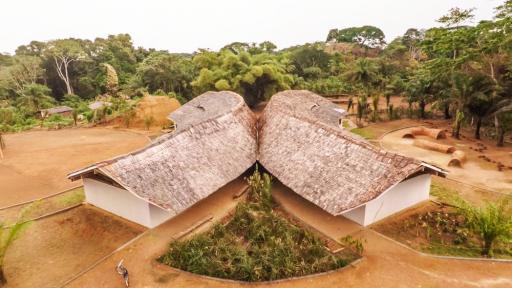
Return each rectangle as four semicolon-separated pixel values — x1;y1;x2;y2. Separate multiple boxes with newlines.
69;91;257;227
258;90;444;226
38;106;73;118
88;101;111;111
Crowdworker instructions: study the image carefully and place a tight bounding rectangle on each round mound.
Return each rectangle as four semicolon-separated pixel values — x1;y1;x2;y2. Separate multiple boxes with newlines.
132;95;181;129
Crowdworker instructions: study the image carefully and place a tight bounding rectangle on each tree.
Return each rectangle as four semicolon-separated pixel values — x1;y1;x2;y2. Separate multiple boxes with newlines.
438;7;475;28
493;100;512;146
402;28;424;60
326;29;338;42
344;58;381;120
15;84;55;115
259;41;277;53
93;34;138;85
191;48;294;107
289;44;330;79
449;73;494;138
405;71;434;119
46;39;87;95
101;63;119;96
136;51;196;99
455;198;512;257
344;58;380;97
0;56;44;96
466;93;494;139
328;26;386;49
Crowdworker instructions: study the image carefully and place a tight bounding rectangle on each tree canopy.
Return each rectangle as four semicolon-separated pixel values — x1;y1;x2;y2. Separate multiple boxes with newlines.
0;2;511;144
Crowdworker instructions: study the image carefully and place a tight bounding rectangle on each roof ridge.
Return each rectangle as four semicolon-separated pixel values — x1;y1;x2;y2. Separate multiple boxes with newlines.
265;98;416;165
68;92;250;178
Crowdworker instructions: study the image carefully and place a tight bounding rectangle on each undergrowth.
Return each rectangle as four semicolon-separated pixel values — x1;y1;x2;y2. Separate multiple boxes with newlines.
350;127;376;139
158;168;353;281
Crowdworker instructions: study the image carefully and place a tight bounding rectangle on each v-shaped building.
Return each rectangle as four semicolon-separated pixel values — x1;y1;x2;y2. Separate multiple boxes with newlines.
69;90;443;228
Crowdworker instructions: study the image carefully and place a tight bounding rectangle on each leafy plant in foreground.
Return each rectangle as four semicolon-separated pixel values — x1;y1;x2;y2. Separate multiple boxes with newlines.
0;205;33;284
454;197;512;257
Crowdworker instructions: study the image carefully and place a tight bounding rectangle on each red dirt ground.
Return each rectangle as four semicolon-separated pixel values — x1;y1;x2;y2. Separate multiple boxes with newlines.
65;179;512;288
379;121;512;193
107;95;181;130
3;205;144;288
0;128;149;207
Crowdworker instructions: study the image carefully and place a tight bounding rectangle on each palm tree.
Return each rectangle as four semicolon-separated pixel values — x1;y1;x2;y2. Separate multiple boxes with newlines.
464;77;511;145
465;75;496;139
345;58;380;97
406;75;432;119
492;101;512;146
451;73;494;139
467;94;494;139
15;83;55;115
455;197;512;257
345;58;381;121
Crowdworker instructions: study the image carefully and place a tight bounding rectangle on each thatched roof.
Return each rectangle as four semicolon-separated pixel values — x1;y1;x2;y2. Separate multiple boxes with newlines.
258;90;436;216
41;106;73;115
69;91;257;215
88;101;111;110
70;89;442;219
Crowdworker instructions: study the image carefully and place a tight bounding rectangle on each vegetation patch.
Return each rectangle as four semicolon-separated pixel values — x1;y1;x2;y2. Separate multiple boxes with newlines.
158;170;358;282
56;187;85;206
0;187;85;224
350;127;376;139
374;201;512;259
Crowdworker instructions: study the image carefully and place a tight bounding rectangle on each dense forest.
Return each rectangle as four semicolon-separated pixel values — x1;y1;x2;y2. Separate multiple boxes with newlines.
0;2;511;145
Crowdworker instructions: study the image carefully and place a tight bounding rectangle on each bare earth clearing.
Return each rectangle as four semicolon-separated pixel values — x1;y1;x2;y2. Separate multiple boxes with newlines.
3;205;144;288
0;128;149;207
107;95;181;131
379;121;512;193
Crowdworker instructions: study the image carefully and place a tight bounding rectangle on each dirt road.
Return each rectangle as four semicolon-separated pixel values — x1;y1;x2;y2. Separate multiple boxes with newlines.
66;177;248;288
0;128;148;207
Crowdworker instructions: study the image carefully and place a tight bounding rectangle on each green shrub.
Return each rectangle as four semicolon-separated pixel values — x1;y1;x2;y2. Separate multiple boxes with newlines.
454;197;512;257
158;169;353;281
143;115;155;130
0;107;37;132
350;127;375;139
43;114;73;129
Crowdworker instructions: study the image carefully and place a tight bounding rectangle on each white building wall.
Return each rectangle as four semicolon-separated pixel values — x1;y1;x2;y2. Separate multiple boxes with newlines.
363;174;431;225
149;204;174;228
84;178;158;227
341;174;431;226
341;205;366;225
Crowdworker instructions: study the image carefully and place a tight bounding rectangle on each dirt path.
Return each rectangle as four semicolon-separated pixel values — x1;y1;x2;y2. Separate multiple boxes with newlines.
66;177;248;288
4;205;144;288
65;179;512;288
0;128;149;207
272;183;512;288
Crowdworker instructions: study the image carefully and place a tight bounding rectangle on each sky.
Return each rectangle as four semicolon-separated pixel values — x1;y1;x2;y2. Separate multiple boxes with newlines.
0;0;503;54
